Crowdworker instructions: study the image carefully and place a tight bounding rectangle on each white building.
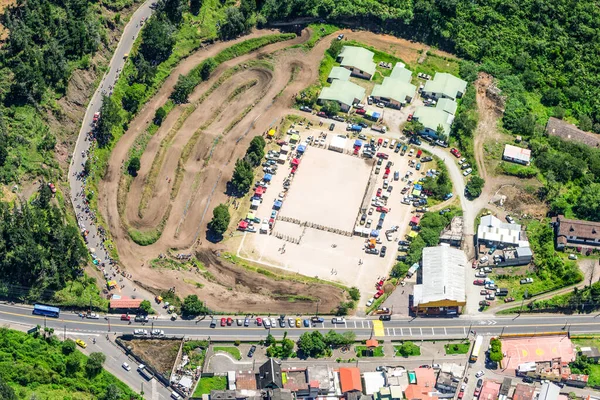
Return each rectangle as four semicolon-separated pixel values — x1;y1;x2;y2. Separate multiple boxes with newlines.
477;215;529;248
503;144;531;165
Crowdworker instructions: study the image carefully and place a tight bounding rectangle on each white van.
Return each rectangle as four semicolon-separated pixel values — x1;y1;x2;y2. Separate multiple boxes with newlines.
171;391;182;399
383;139;389;148
390;139;397;148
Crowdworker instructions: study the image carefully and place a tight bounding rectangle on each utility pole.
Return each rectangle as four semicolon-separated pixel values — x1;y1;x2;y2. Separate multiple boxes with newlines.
64;325;66;340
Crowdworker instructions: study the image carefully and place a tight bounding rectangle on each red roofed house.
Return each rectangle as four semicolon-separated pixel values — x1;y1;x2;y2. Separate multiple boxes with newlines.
414;367;437;388
404;385;438;400
479;380;501;400
109;298;142;310
339;367;362;393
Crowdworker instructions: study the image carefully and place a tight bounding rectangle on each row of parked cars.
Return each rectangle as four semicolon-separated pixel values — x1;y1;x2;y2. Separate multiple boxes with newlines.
209;315;345;329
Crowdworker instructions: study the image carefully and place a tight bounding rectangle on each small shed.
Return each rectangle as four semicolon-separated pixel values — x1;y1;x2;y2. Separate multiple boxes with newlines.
366;339;379;348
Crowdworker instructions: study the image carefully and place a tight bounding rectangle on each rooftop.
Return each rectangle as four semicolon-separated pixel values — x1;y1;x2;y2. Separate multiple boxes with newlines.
413;106;453;136
413;247;467;307
328;66;351;82
477;214;529;247
439;216;464;243
404;385;438;400
513;383;535;400
236;371;258;391
414;367;437;388
539;382;561;400
339;367;362;393
363;371;385;395
282;369;308;392
436;98;458;115
554;215;600;241
423;73;467;100
503;144;531;163
338;46;376;77
318;79;366;107
479;380;501;400
109;298;142;309
371;77;416;104
390;64;413;82
546;117;600;148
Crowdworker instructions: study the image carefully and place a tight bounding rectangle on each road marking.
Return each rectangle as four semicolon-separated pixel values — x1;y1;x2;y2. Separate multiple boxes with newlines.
354;321;357;328
431;327;434;335
366;320;370;329
463;327;466;335
372;320;385;337
393;328;396;336
420;328;423;335
400;328;404;336
344;321;347;328
444;327;447;335
409;328;412;335
361;321;364;328
387;328;390;336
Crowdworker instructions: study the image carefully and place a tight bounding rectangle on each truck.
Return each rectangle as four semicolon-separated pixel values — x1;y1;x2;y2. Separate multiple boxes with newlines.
138;364;154;381
348;124;363;132
371;125;387;133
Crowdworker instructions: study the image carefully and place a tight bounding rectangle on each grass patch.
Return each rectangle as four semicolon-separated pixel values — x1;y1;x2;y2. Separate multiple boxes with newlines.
183;278;204;288
394;342;422;357
499;161;538;178
414;52;460;77
193;376;227;396
213;346;242;360
52;276;109;311
303;23;339;49
127;204;172;246
445;342;471;355
318;52;337;86
356;345;384;357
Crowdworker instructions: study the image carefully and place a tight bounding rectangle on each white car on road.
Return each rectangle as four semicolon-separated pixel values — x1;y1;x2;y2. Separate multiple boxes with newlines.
475;370;485;378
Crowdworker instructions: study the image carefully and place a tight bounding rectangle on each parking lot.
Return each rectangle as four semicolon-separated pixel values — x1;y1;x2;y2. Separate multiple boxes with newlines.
237;124;431;305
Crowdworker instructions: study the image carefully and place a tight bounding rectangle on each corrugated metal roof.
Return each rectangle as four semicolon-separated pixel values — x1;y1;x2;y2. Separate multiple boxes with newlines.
413;106;453;135
338;46;376;77
372;77;416;104
423;72;467;100
318;80;366;107
328;66;351;81
109;298;142;309
413;246;467;305
503;144;531;163
339;367;362;393
390;64;412;83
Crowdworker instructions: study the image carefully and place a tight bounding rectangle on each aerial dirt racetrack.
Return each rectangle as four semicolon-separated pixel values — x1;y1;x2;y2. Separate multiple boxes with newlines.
98;28;428;312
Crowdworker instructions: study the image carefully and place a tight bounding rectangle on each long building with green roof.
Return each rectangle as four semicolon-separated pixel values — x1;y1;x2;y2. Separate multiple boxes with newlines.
336;46;376;80
318;79;366;112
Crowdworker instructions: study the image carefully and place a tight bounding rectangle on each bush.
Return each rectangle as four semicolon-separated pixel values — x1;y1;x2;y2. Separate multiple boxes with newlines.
208;204;230;236
465;176;485;198
489;338;503;362
128;156;141;177
348;287;360;301
396;341;421;357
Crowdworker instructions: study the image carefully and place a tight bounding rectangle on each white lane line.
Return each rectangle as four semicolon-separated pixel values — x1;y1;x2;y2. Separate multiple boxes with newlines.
361;321;364;328
366;321;370;329
420;328;423;335
463;327;466;335
344;321;347;328
409;328;412;335
387;328;390;335
393;328;396;336
444;327;447;335
431;327;434;335
354;321;357;328
400;328;404;336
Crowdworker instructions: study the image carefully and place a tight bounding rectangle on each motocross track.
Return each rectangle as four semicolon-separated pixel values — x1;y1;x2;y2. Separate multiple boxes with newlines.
98;28;432;312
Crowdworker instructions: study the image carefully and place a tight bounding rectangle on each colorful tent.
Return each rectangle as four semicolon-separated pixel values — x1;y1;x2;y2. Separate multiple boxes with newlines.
246;212;255;220
254;186;265;197
268;129;276;137
414;184;423;190
354;139;363;147
107;280;117;289
366;339;379;348
290;134;300;143
238;220;249;230
412;189;421;196
407;231;419;239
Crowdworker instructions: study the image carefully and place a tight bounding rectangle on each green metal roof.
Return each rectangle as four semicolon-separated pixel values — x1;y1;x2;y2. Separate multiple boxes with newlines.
327;67;351;81
413;106;453;136
423;73;467;100
338;46;376;77
390;64;412;83
318;79;366;107
371;77;416;104
436;98;458;115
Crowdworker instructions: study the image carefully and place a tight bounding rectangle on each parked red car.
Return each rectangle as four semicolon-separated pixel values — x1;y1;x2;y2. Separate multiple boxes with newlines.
473;279;485;285
376;152;389;159
317;111;327;117
221;318;226;326
120;314;130;321
356;108;366;115
416;150;423;158
374;290;384;299
450;148;461;158
256;317;262;325
376;188;382;197
472;260;479;269
376;206;389;213
407;113;413;121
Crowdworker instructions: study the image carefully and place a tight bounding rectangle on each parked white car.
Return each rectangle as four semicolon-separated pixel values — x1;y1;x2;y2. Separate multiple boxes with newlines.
463;168;473;176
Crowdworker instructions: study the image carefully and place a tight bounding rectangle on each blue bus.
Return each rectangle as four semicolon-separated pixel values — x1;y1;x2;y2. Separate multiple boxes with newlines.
33;304;60;318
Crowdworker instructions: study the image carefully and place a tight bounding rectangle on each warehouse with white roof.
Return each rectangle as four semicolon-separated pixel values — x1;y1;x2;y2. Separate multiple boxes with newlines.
412;246;467;316
477;215;530;248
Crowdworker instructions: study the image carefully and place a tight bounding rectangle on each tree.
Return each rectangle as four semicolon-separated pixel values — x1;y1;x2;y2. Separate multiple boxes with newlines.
327;39;344;58
128;157;141;177
579;115;593;132
465;176;485;198
246;135;266;166
396;341;420;357
240;0;256;19
160;0;185;25
348;287;360;301
459;60;478;83
96;94;121;148
297;331;327;358
101;384;123;400
190;0;202;15
200;58;217;81
154;106;167;125
0;376;17;400
324;330;355;347
321;100;341;116
231;158;254;194
122;83;147;113
489;338;503;363
171;73;196;104
139;299;152;314
62;339;76;355
208;204;230;236
220;7;248;40
181;294;207;317
265;333;276;346
85;352;106;377
65;355;81;375
575;183;600;221
140;16;175;64
404;121;424;134
435;124;446;139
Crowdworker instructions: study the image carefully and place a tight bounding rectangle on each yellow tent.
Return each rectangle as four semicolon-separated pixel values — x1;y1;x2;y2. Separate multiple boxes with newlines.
268;129;276;137
408;231;419;239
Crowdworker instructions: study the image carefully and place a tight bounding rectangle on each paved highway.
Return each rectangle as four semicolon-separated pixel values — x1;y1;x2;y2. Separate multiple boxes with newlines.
1;303;598;341
68;0;157;306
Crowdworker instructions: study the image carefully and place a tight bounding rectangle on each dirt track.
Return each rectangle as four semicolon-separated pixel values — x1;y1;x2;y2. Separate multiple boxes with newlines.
98;28;438;312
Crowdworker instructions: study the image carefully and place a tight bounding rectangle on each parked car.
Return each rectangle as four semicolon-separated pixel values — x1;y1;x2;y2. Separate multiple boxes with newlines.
380;246;387;257
477;379;483;388
473;279;485;285
311;316;325;323
504;297;515;303
76;339;87;348
520;277;534;284
479;256;489;263
458;157;467;165
462;168;473;176
506;215;515;224
475;371;485;378
329;123;335;131
569;254;578;260
450;148;461;158
248;345;257;357
337;34;344;40
332;317;346;324
480;289;489;295
122;362;131;371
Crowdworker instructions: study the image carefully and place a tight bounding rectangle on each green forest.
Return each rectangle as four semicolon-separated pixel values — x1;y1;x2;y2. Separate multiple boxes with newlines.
0;328;140;399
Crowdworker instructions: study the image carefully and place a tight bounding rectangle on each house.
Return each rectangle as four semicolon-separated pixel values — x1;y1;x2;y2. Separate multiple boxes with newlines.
412;106;453;138
337;46;376;80
414;367;437;388
258;359;283;389
538;383;561;400
282;368;318;398
503;144;531;165
264;389;293;400
422;73;467;101
552;215;600;250
477;215;529;249
318;79;366;112
338;367;362;393
439;216;464;247
371;77;416;109
497;246;533;267
363;372;385;395
404;385;438;400
435;98;458;115
517;358;587;388
412;246;467;316
435;372;458;393
390;64;412;81
327;66;352;83
512;384;535;400
580;346;600;362
499;377;511;397
479;380;501;400
307;366;336;396
546;117;600;148
109;298;142;311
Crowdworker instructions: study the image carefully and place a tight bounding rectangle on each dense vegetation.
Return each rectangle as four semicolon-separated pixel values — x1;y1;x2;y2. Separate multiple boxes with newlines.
0;328;139;399
526;282;600;312
208;203;231;236
0;185;87;300
489;338;503;363
297;330;355;358
230;135;266;194
265;332;295;358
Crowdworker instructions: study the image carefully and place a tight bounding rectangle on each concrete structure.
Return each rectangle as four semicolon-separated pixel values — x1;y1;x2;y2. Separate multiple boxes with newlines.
318;79;366;112
512;384;535;400
337;46;376;80
307;366;335;396
412;246;467;316
412;106;453;138
479;381;500;400
371;77;416;109
422;73;467;101
546;117;600;148
439;216;464;247
552;215;600;250
580;346;600;362
477;215;529;248
517;358;588;388
327;66;351;83
503;144;531;165
497;246;533;267
539;383;561;400
435;372;458;394
363;372;385;395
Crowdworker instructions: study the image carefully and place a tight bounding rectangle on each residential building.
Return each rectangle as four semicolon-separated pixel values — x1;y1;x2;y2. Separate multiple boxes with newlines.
512;384;535;400
477;215;529;249
414;366;438;389
318;79;366;112
363;372;385;395
404;385;438;400
339;367;363;394
412;106;453;138
412;246;467;316
580;346;600;362
546;117;600;148
327;66;352;83
282;368;318;398
390;63;412;81
439;216;464;247
538;383;561;400
497;246;533;267
337;46;376;80
264;389;293;400
516;358;587;388
499;378;511;397
258;359;283;389
307;366;336;396
435;98;458;115
502;144;531;165
435;372;458;394
371;77;416;109
552;215;600;250
422;73;467;101
478;380;501;400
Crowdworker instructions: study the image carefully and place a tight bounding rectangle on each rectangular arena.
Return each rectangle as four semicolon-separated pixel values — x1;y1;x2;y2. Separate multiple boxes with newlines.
279;146;372;231
501;335;575;372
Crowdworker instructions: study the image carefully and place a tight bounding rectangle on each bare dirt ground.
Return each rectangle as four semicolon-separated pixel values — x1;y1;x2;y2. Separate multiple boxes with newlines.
123;338;180;377
98;27;472;312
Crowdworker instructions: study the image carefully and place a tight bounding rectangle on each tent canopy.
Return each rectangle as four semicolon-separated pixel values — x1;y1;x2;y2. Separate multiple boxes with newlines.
370;230;380;237
290;134;300;142
366;339;379;348
410;216;420;224
412;189;421;196
408;231;419;238
354;139;363;147
414;184;423;190
268;129;276;136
